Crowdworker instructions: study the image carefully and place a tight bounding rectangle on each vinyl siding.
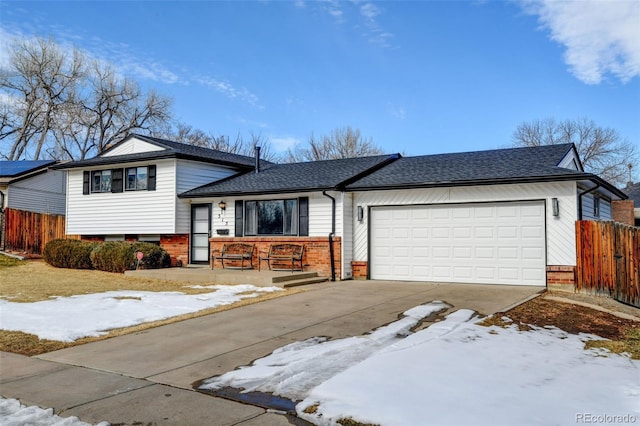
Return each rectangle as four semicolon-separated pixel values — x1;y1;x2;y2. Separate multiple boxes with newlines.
66;159;178;235
103;138;165;156
7;170;66;215
341;192;353;279
174;160;239;234
580;193;612;220
351;181;578;268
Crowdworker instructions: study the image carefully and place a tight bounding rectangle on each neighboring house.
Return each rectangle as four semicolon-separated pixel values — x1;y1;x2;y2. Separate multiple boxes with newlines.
620;182;640;226
0;160;65;214
53;134;259;265
181;143;627;288
0;160;66;251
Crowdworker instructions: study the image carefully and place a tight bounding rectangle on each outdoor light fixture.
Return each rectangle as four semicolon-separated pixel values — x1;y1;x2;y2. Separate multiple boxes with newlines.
552;198;559;217
357;205;364;222
218;201;226;211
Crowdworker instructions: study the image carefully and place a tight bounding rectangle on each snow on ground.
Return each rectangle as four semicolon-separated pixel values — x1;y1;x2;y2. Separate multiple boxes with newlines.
201;304;640;426
0;397;108;426
0;284;281;342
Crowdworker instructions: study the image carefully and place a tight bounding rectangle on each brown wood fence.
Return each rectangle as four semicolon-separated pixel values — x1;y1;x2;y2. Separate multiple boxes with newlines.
576;220;640;308
2;208;76;254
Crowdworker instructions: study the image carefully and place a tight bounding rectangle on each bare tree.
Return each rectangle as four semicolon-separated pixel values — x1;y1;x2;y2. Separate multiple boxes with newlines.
513;117;638;187
1;37;173;160
286;126;384;162
162;124;280;162
0;38;84;160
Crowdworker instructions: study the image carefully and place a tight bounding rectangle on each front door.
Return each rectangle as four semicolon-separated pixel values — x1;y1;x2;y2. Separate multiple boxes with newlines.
191;204;211;263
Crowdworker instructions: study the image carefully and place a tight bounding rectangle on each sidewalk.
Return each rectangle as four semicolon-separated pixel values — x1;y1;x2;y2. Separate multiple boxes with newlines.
1;280;542;425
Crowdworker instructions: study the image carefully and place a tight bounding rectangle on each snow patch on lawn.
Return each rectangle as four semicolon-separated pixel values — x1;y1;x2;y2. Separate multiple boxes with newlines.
0;284;281;342
0;397;108;426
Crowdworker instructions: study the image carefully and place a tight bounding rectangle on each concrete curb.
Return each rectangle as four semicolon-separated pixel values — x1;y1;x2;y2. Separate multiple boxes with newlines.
544;295;640;322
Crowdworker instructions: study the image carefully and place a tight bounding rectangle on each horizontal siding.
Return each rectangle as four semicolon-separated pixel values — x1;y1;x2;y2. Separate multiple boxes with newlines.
581;193;612;220
341;192;353;278
66;159;177;234
175;160;240;234
103;138;165;156
7;170;66;215
353;181;578;267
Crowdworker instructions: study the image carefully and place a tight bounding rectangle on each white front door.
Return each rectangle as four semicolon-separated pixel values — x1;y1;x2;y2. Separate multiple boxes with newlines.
370;201;546;286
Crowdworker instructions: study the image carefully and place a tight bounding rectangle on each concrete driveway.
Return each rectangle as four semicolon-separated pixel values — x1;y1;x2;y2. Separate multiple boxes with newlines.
1;280;542;425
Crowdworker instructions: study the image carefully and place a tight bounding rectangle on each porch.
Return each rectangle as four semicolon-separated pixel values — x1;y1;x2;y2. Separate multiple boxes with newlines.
124;265;328;288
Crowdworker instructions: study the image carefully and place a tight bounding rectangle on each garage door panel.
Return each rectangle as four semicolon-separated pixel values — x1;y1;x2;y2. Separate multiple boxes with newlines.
370;201;546;286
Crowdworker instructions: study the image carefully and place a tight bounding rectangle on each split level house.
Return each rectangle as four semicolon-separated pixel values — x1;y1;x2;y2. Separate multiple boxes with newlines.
55;134;627;289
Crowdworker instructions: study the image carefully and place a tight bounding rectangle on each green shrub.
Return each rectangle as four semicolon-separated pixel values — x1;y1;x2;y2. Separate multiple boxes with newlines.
90;241;171;273
43;239;95;269
131;242;172;269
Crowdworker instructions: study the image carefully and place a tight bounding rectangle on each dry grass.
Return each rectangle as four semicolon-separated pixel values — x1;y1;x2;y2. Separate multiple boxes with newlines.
0;257;300;355
0;259;240;302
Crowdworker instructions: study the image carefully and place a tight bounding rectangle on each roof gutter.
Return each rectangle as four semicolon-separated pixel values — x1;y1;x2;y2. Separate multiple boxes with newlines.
322;190;336;282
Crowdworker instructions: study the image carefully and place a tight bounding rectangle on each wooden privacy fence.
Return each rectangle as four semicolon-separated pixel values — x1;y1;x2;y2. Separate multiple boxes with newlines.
2;208;73;254
576;220;640;308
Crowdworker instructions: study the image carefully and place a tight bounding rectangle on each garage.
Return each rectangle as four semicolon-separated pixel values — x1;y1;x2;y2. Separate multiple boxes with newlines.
370;201;546;286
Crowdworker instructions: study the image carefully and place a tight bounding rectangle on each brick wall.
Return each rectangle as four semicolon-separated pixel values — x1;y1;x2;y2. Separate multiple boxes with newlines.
160;234;189;267
546;265;575;292
209;236;342;278
351;261;368;279
612;200;635;226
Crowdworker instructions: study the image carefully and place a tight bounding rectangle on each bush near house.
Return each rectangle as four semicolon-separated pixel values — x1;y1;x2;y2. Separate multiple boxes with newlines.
43;239;170;272
43;239;96;269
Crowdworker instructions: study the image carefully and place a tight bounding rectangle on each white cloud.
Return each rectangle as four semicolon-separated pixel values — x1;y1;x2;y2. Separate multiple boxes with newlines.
523;0;640;84
388;103;406;120
271;135;301;152
195;76;263;109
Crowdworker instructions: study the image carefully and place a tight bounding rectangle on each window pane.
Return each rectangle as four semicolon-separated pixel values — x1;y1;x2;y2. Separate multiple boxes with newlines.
101;170;111;192
283;199;298;235
258;200;283;235
245;201;257;235
92;172;101;192
126;168;136;190
136;167;147;190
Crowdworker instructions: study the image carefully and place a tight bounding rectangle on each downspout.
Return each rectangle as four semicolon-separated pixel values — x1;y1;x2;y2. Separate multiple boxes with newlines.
322;191;336;281
577;184;601;220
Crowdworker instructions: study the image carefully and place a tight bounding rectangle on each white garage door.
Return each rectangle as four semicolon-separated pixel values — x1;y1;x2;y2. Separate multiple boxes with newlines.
370;201;546;286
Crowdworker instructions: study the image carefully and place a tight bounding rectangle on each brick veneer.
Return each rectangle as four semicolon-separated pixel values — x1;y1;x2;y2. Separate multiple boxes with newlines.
546;265;575;292
209;236;342;278
612;200;635;226
160;234;189;267
351;261;368;279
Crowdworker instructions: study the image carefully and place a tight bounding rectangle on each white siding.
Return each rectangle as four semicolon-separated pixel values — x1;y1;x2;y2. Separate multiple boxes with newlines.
174;160;239;234
352;181;578;268
558;150;582;171
102;137;165;156
66;159;178;235
7;170;66;215
341;192;353;279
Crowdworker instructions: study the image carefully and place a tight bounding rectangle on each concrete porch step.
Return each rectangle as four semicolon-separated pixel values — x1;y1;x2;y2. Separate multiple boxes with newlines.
271;271;329;287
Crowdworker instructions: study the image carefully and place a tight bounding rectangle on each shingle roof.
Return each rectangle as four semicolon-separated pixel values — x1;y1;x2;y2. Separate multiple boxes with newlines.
180;154;400;197
0;160;57;178
53;134;260;170
344;144;586;190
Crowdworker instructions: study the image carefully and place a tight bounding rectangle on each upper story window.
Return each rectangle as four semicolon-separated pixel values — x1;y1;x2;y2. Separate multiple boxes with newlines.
91;170;112;193
126;167;149;191
83;165;156;195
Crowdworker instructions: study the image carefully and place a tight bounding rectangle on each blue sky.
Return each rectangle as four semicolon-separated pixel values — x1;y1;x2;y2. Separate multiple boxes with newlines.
1;0;639;157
